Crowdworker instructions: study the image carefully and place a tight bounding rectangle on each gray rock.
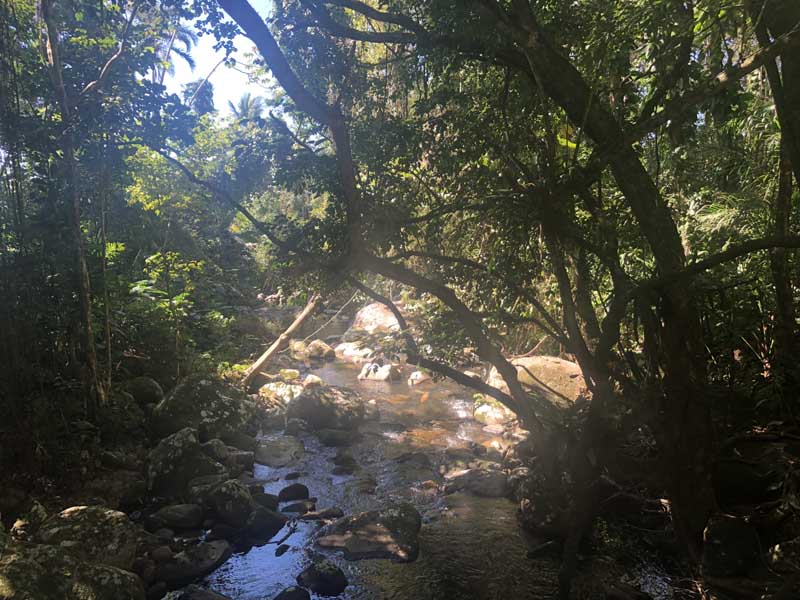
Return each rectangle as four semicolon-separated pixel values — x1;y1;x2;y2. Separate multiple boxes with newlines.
317;503;422;562
300;507;344;521
155;540;232;587
125;376;164;406
0;542;145;599
281;500;316;515
150;504;204;530
316;428;354;447
443;468;509;498
305;340;336;361
345;302;400;338
246;506;288;545
147;428;229;498
286;386;365;431
36;505;139;570
333;342;373;365
407;370;431;386
278;483;309;502
255;437;305;468
296;558;348;596
219;431;258;452
201;439;230;463
357;362;402;382
284;419;308;437
274;586;310;600
253;492;279;511
152;375;256;440
150;545;174;562
186;474;230;508
209;480;254;528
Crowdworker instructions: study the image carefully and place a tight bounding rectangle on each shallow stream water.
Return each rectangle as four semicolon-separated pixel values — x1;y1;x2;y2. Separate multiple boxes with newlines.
201;360;562;599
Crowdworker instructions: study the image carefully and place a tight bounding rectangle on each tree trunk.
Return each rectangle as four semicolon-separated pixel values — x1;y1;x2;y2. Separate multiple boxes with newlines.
242;294;320;390
769;142;796;391
506;0;716;558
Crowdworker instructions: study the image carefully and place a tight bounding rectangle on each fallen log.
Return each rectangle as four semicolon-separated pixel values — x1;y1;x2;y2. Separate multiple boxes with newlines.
242;294;321;390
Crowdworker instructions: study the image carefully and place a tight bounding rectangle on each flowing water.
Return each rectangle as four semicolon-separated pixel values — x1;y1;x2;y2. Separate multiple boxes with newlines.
201;360;563;599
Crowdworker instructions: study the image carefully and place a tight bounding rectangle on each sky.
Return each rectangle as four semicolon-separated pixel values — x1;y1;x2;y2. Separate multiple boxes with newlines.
163;3;270;116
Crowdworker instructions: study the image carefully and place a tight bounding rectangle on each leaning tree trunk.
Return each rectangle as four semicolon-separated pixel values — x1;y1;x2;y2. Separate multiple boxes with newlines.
242;294;320;391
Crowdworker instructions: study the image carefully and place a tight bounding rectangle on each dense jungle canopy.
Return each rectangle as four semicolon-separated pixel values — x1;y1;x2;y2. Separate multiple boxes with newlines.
2;0;800;598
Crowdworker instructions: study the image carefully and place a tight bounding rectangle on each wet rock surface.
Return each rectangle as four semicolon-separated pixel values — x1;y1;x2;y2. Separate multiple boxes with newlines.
255;436;305;467
296;558;348;596
285;386;365;430
149;504;204;530
317;503;422;561
155;540;233;587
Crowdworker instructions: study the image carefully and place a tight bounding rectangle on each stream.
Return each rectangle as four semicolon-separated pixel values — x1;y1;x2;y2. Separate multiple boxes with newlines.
202;360;562;599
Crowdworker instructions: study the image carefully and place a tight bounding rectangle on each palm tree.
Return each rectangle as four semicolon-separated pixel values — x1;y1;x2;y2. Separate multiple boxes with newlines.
152;20;198;86
228;92;265;120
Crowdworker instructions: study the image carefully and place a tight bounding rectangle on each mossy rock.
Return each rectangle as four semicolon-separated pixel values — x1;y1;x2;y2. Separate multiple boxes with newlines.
152;375;256;441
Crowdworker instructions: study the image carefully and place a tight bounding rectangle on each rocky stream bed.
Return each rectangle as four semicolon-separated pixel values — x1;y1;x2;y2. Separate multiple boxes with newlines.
0;303;677;600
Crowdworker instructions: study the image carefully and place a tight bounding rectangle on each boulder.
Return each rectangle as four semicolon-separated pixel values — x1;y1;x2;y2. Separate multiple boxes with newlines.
284;418;308;436
253;493;280;512
486;356;585;410
302;374;324;388
333;342;373;365
149;504;204;530
473;400;515;426
274;587;311;600
125;376;164;407
345;302;400;338
201;439;230;463
286;387;365;431
151;375;256;440
255;436;305;467
282;500;316;515
279;368;301;381
220;431;257;453
155;540;232;587
147;428;229;498
357;363;402;382
246;506;288;545
300;507;344;521
209;480;254;528
296;558;348;596
186;474;230;508
258;381;304;406
317;504;422;562
316;429;354;447
305;340;336;361
36;505;139;570
444;468;509;498
228;448;255;470
278;483;310;502
0;542;145;600
407;371;431;386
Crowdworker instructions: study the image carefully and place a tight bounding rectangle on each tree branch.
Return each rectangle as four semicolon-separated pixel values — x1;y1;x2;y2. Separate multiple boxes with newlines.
80;2;141;96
